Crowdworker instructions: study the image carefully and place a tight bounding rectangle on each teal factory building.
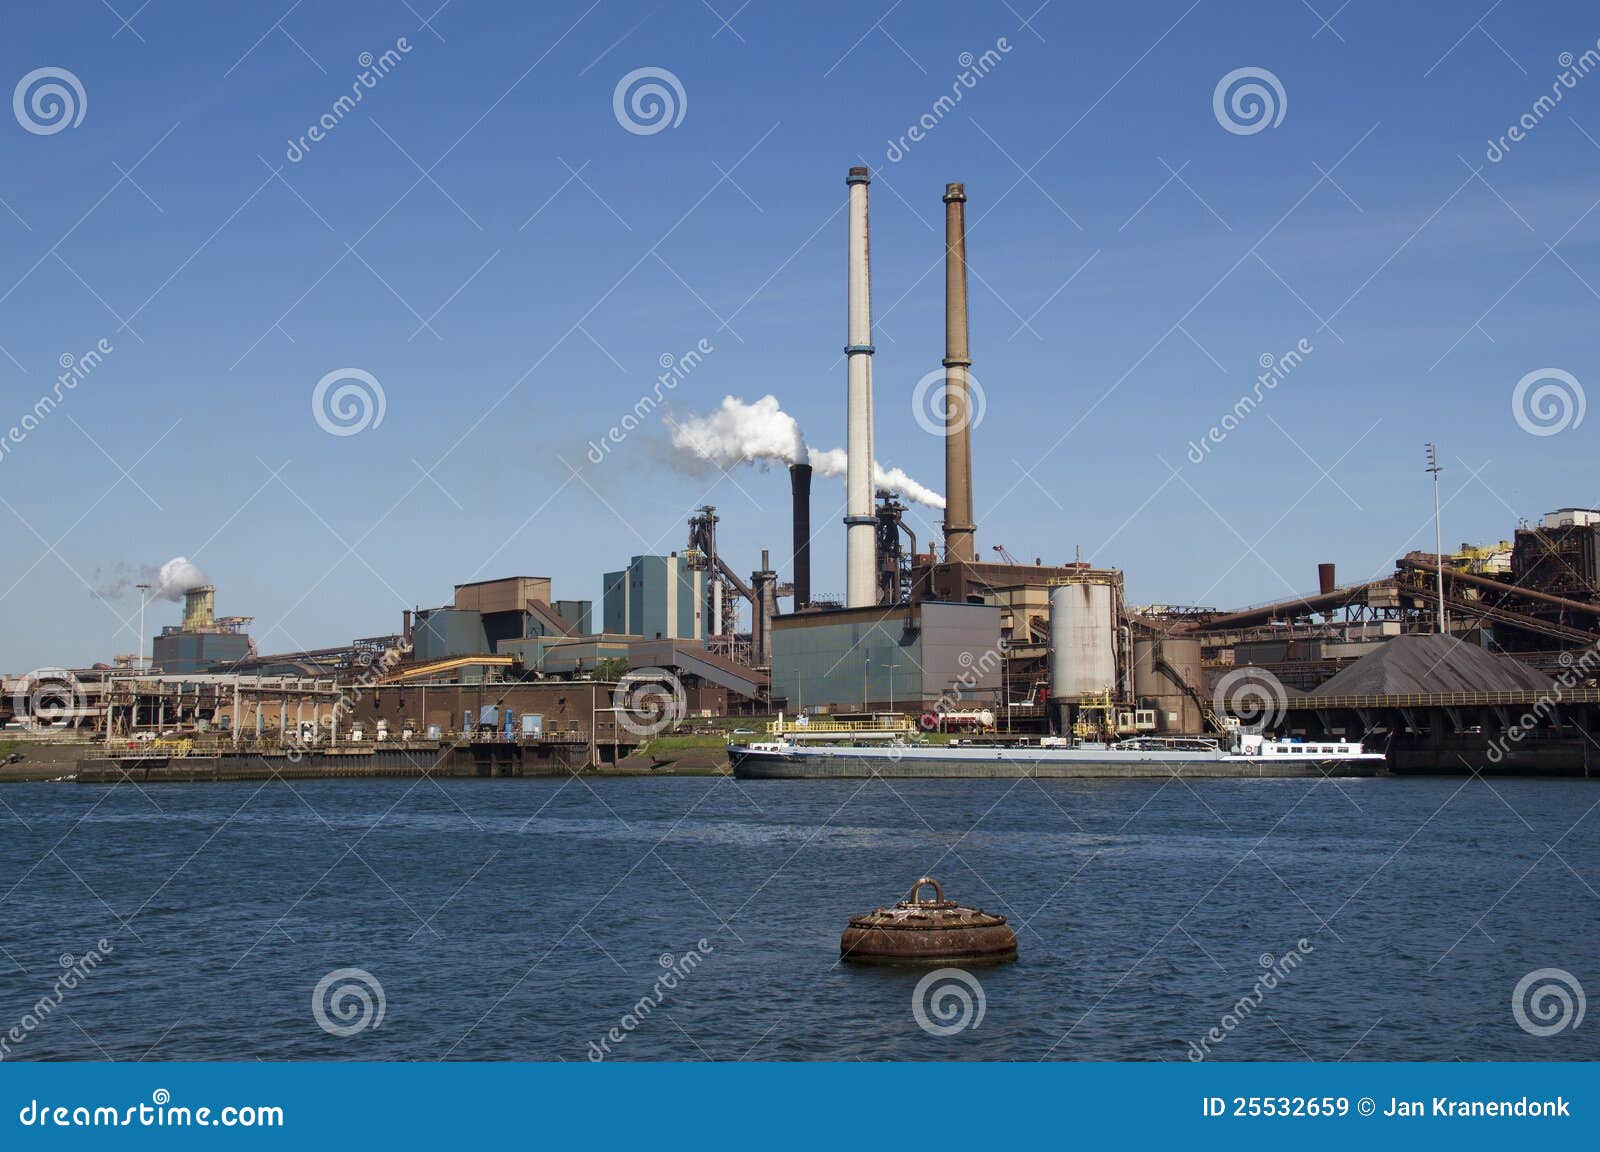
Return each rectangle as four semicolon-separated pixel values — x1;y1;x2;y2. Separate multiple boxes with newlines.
602;554;705;641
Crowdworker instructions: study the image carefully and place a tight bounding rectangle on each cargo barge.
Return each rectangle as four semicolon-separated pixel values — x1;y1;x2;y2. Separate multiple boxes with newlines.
728;719;1386;780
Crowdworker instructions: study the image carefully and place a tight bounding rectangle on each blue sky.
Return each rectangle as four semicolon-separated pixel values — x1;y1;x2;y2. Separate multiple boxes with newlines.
1;0;1596;670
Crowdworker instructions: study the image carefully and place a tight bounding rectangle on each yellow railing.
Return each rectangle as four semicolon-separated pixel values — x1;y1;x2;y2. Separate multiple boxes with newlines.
116;739;194;757
767;716;917;735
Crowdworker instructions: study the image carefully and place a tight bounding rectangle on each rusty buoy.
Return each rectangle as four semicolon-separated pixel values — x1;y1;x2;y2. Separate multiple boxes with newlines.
840;877;1017;965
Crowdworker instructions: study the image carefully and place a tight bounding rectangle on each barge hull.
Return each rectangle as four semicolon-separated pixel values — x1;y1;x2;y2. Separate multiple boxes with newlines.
730;751;1383;780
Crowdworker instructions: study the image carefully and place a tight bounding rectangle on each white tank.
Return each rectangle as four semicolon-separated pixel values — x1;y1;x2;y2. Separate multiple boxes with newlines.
1049;582;1116;700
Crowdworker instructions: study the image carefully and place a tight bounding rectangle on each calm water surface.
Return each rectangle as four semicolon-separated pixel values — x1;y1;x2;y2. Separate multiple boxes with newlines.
0;775;1594;1061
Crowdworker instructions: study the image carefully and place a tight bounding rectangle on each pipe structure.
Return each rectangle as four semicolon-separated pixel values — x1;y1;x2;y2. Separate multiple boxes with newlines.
790;463;812;610
942;182;976;564
1402;556;1600;617
751;549;778;666
844;166;877;607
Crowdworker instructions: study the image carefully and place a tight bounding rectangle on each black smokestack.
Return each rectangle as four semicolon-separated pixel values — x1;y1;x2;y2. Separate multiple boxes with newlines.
790;463;812;610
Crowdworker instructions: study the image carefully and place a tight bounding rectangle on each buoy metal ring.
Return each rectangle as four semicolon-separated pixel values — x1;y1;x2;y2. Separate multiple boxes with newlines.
906;876;943;905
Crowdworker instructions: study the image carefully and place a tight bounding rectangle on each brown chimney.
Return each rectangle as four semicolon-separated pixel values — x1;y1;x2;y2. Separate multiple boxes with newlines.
1318;563;1336;595
942;182;976;563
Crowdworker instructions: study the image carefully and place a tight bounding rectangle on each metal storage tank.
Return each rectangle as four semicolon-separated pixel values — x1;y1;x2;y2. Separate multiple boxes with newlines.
1132;636;1204;733
1048;582;1116;700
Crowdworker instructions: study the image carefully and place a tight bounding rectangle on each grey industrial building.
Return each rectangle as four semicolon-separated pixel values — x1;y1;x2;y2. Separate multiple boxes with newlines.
412;577;592;663
150;585;254;674
770;601;1002;713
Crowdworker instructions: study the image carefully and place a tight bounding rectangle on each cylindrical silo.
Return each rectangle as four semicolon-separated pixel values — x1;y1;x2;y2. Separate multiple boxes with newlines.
1048;582;1116;700
1132;635;1204;732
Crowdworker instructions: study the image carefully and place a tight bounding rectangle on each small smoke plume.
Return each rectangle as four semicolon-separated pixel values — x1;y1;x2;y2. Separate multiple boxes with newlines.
670;395;945;510
805;447;946;512
91;556;208;602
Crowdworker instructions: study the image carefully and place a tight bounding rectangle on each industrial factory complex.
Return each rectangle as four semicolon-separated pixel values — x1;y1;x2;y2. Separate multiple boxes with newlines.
6;168;1600;779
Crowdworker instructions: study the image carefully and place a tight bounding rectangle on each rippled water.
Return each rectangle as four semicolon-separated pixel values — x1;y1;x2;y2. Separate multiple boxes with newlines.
0;775;1593;1061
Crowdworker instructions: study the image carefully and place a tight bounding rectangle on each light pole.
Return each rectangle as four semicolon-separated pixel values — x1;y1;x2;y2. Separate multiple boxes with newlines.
134;583;151;671
134;581;152;742
881;663;901;713
1425;444;1445;634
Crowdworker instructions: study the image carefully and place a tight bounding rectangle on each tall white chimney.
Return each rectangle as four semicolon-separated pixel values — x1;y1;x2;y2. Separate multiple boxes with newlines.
844;166;877;607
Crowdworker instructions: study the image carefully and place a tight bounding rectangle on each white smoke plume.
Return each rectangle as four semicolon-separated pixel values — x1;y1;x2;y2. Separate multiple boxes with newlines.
805;447;946;512
667;394;804;469
670;395;945;510
91;556;208;602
